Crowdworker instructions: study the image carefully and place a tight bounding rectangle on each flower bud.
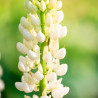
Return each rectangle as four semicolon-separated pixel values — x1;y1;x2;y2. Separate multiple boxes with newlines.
48;0;57;9
23;29;34;41
28;50;38;60
45;13;53;26
24;0;38;13
36;31;45;43
20;17;32;29
17;42;28;54
55;1;62;10
54;64;68;76
30;14;40;26
19;24;24;34
54;48;66;59
40;0;46;12
53;11;64;23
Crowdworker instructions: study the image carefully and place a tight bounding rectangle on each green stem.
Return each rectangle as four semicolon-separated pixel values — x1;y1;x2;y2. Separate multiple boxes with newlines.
39;11;46;97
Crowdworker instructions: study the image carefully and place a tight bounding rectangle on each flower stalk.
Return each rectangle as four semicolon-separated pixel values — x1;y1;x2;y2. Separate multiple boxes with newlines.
39;11;46;97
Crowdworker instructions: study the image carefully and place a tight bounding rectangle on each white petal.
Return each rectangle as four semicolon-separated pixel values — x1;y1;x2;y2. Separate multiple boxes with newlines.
34;71;44;81
0;79;4;91
23;29;33;41
43;52;52;62
48;0;57;9
55;1;62;10
40;0;46;12
20;17;32;29
53;11;64;23
36;31;45;43
59;26;67;38
24;0;38;13
46;72;57;82
45;13;53;26
23;39;33;49
30;14;40;26
19;56;26;65
17;42;28;54
18;62;30;72
24;95;31;98
19;24;24;34
15;82;33;93
54;48;66;59
28;50;38;60
54;64;68;76
33;95;39;98
63;87;70;96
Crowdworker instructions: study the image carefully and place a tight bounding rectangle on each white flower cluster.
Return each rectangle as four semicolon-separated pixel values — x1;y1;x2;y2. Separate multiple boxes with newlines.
15;0;69;98
0;53;5;98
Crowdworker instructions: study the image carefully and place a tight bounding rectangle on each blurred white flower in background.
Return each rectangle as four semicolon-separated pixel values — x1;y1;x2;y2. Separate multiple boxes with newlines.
0;53;5;98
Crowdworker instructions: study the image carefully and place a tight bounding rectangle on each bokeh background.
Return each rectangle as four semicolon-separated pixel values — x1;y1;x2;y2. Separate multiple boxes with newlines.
0;0;98;98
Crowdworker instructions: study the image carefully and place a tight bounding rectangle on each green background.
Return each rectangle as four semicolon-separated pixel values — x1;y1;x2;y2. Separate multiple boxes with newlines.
0;0;98;98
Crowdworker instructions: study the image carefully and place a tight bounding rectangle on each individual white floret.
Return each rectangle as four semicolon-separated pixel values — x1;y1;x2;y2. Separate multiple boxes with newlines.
55;1;62;10
54;48;66;59
40;0;46;12
33;95;39;98
45;13;53;26
19;24;24;34
46;72;57;82
28;50;39;60
43;52;52;62
34;71;44;81
23;39;33;49
59;26;67;38
33;45;40;54
20;17;32;29
50;39;59;53
50;27;60;40
36;31;45;43
24;73;37;85
0;79;4;91
24;0;38;13
23;29;34;41
24;95;31;98
18;62;30;72
54;64;68;76
30;14;40;26
48;0;57;9
15;82;34;93
52;86;69;98
17;42;28;54
0;66;3;77
53;11;64;23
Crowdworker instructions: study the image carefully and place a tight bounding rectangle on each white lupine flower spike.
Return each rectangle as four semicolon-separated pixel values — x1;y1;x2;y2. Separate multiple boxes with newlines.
0;54;5;98
15;0;69;98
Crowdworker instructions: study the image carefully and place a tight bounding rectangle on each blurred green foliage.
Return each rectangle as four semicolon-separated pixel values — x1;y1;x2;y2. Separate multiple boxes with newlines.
0;0;98;98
